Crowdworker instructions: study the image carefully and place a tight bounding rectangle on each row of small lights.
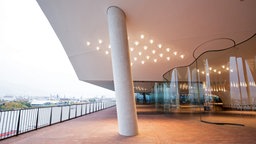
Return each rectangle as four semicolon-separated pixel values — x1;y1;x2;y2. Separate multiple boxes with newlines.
230;82;256;88
134;86;148;92
205;87;226;92
198;65;234;75
85;39;111;55
85;34;185;66
129;34;184;66
203;82;227;92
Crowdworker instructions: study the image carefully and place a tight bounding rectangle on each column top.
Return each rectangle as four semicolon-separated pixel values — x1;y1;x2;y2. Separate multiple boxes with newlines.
106;6;126;18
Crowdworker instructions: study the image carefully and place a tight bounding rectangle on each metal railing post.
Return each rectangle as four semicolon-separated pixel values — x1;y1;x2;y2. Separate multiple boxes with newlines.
88;103;91;114
60;106;63;122
85;103;87;114
75;104;78;118
81;104;83;116
16;109;22;136
35;108;40;130
49;107;53;125
68;105;71;119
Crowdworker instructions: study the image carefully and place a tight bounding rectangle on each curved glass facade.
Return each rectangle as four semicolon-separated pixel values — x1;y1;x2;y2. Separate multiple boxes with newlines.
137;34;256;124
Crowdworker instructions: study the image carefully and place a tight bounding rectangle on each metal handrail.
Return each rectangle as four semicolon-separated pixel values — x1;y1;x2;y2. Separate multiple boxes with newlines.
0;102;116;140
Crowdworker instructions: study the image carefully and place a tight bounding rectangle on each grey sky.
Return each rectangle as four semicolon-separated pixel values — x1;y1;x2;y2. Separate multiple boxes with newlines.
0;0;114;98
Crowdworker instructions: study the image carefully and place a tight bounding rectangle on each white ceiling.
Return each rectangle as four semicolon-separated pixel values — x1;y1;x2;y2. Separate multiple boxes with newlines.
37;0;256;90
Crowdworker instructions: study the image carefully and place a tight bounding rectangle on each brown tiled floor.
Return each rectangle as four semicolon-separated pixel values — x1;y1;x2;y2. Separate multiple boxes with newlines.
1;106;256;144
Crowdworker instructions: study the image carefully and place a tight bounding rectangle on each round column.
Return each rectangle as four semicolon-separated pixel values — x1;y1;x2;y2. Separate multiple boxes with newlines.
107;6;138;136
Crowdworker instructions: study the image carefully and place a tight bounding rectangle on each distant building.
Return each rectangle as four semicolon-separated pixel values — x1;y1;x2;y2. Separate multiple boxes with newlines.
1;96;16;101
30;99;58;107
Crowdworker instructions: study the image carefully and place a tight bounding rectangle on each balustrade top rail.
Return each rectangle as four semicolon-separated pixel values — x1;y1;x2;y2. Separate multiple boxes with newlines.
0;101;116;140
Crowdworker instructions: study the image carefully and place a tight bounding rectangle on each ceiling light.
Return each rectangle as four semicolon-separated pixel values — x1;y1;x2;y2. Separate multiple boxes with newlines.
158;44;162;48
166;48;170;52
98;39;103;44
141;61;145;64
173;51;177;56
130;47;134;52
144;46;148;50
146;56;150;59
140;34;144;39
134;41;139;46
180;55;184;59
130;62;133;66
197;69;200;73
134;57;137;61
96;46;100;51
159;53;163;58
154;59;157;63
209;67;212;71
218;71;221;74
105;51;109;55
230;69;233;72
149;39;154;44
213;69;217;72
226;67;229;70
222;65;225;69
86;41;90;46
108;45;111;49
167;57;170;61
152;50;156;54
138;52;142;56
201;71;205;74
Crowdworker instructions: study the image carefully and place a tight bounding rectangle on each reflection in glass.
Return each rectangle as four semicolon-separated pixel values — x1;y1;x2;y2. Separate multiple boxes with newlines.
137;34;256;123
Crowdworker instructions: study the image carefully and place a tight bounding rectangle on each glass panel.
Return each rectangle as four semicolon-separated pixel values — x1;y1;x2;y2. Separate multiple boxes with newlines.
146;34;256;126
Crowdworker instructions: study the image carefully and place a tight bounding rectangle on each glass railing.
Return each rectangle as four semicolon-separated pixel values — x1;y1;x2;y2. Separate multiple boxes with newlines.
160;33;256;124
0;102;116;140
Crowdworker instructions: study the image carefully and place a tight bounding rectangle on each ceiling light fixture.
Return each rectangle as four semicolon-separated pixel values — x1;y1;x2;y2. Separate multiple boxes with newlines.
158;44;162;48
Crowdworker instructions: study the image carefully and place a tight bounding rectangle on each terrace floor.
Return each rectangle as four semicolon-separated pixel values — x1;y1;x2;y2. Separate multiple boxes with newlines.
1;105;256;144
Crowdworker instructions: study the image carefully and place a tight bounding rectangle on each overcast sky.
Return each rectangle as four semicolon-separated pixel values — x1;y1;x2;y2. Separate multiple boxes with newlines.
0;0;114;98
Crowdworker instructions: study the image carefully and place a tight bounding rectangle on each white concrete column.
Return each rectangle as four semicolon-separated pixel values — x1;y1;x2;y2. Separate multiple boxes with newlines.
107;6;138;136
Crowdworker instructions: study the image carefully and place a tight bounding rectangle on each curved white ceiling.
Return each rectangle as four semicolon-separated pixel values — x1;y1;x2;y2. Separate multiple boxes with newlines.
37;0;256;89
